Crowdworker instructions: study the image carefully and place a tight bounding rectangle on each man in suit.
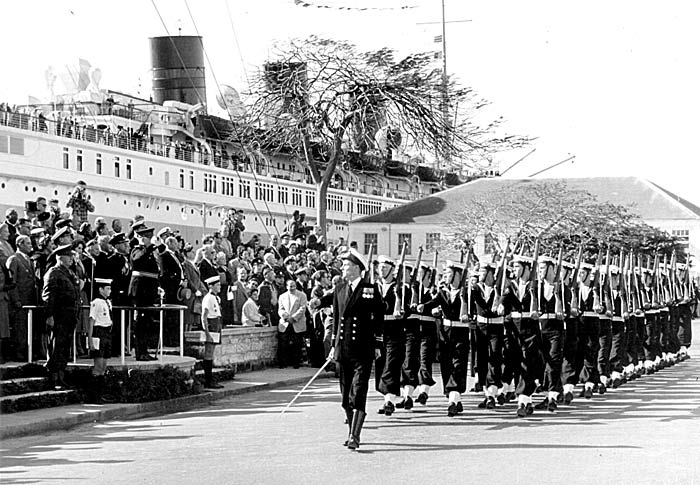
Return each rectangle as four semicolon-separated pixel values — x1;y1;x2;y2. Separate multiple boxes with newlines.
258;268;280;330
7;235;38;361
277;279;308;368
331;248;383;451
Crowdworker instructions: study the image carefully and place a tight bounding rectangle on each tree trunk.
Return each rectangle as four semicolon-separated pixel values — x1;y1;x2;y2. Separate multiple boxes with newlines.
315;180;329;245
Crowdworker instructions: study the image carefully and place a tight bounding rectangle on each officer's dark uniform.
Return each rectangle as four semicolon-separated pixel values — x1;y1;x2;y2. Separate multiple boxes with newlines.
535;274;566;410
128;225;161;360
107;234;131;357
42;244;80;387
332;252;383;450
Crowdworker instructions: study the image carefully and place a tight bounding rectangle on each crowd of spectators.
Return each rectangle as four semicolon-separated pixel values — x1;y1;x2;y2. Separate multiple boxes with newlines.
0;179;353;369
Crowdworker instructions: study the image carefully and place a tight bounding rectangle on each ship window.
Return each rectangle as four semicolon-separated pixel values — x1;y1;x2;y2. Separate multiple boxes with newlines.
114;161;120;178
123;200;127;205
77;149;83;171
96;154;102;174
1;183;4;189
106;197;110;203
189;171;194;190
166;205;170;211
10;137;24;155
0;135;7;153
126;160;132;180
179;169;185;189
63;147;69;169
164;171;170;186
149;167;153;176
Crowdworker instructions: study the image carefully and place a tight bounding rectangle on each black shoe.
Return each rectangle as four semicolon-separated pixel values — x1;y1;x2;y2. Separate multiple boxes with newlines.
505;391;517;403
477;398;488;409
347;410;366;451
516;404;528;418
415;392;429;405
583;387;593;399
578;389;586;398
382;401;395;416
556;393;564;404
447;402;458;417
404;396;414;410
135;355;151;361
486;396;496;410
526;403;534;415
598;383;607;395
611;377;622;389
496;393;505;406
377;406;385;415
563;391;574;405
534;398;549;410
547;398;558;412
456;401;463;413
395;399;405;409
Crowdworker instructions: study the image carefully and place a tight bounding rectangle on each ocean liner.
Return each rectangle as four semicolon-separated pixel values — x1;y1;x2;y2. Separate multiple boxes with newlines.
0;36;480;245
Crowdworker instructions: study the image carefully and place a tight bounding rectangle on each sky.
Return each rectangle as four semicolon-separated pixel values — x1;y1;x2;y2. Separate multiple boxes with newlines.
2;0;698;205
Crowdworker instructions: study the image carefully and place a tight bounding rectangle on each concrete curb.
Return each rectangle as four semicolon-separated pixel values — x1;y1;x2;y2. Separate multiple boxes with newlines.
0;372;331;440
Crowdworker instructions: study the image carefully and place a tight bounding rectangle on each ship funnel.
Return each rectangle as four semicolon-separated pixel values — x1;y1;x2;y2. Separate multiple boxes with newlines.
150;36;206;106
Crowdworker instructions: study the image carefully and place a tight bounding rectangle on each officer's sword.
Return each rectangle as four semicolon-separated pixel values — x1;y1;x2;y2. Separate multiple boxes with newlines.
280;354;334;415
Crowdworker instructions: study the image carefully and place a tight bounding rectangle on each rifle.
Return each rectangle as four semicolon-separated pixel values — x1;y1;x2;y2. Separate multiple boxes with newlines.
553;246;564;319
409;246;424;307
637;253;649;310
651;252;660;308
570;245;584;316
528;239;541;317
628;249;642;316
670;250;679;303
661;253;671;305
591;249;604;313
603;246;614;317
619;249;629;318
365;244;375;285
429;249;439;289
491;238;510;314
394;242;408;315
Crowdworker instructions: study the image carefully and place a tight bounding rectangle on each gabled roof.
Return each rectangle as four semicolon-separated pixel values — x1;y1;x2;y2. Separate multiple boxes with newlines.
351;176;700;225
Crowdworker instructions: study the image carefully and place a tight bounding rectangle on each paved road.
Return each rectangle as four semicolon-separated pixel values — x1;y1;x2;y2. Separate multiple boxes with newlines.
2;322;700;485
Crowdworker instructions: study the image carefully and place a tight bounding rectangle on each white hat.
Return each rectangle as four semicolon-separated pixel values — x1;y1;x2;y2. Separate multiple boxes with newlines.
205;275;221;285
341;248;368;271
377;255;395;266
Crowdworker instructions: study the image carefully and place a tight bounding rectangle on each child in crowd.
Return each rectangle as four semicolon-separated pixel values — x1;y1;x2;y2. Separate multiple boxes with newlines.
88;278;115;403
201;276;224;389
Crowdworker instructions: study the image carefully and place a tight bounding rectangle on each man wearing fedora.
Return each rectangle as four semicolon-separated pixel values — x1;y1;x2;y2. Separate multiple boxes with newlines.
128;222;160;361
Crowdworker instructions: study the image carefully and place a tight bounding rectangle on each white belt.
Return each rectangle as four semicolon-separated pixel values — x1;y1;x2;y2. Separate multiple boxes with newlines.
645;309;659;314
598;315;612;320
582;311;599;317
538;313;558;320
384;315;400;321
612;316;625;322
416;315;434;322
443;319;470;328
510;312;522;319
132;270;159;279
477;316;504;324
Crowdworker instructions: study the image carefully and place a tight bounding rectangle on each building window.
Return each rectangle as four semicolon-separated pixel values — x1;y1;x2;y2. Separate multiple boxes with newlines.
292;188;302;206
63;147;69;169
397;233;412;255
672;229;690;252
96;154;102;174
76;149;83;171
426;232;441;250
126;159;132;180
305;191;315;208
239;179;251;198
364;233;377;255
278;187;289;204
484;233;497;254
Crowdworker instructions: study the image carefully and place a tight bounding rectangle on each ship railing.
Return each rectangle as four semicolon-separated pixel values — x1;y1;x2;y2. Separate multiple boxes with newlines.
20;304;187;365
1;108;423;201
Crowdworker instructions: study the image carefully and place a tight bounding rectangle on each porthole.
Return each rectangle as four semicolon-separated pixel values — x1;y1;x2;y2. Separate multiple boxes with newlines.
166;205;170;211
106;197;110;203
24;186;29;191
137;201;142;207
190;209;194;214
123;200;127;205
1;183;5;189
32;187;37;192
54;190;58;195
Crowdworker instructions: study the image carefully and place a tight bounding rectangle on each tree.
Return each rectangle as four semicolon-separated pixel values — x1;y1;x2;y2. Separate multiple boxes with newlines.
241;37;529;240
445;180;683;261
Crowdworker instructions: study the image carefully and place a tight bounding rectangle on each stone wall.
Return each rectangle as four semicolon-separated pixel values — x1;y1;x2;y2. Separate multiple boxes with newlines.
185;327;278;370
